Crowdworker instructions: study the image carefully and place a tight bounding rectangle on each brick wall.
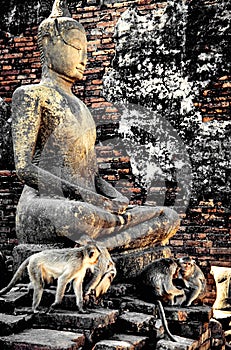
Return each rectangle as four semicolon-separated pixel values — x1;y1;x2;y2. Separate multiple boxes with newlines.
0;0;230;304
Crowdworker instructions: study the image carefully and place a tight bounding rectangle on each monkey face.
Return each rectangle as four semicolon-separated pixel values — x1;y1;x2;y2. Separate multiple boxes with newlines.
86;244;101;264
178;257;195;277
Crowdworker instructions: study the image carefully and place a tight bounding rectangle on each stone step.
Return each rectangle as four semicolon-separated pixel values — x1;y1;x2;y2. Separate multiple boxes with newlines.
93;334;148;350
117;311;164;339
0;313;33;336
156;336;198;350
13;307;119;332
164;306;212;340
34;307;118;330
119;296;158;314
0;287;30;310
0;328;85;350
164;306;213;324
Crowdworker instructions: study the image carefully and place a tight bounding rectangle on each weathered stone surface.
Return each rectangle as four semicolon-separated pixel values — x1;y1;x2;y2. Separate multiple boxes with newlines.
156;336;198;350
119;296;158;315
118;312;164;339
0;288;30;308
164;306;213;323
209;318;226;350
103;1;231;208
10;0;179;252
0;328;85;350
168;320;207;340
112;246;172;280
163;306;213;342
0;313;33;336
33;308;119;331
211;266;231;310
93;334;148;350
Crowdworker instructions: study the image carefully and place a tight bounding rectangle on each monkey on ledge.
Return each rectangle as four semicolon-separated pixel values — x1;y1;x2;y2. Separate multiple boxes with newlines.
11;0;180;251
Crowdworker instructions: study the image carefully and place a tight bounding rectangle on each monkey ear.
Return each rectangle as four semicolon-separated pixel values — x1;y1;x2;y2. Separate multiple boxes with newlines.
88;249;95;258
86;246;98;259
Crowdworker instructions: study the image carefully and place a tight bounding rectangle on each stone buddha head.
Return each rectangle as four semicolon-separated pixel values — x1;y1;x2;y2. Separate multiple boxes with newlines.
38;0;87;81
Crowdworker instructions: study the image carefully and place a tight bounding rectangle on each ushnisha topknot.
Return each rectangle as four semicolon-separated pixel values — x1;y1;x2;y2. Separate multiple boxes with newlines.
49;0;72;18
38;0;85;66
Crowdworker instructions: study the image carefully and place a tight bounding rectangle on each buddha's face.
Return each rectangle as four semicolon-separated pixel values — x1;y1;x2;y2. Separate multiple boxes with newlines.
46;28;87;81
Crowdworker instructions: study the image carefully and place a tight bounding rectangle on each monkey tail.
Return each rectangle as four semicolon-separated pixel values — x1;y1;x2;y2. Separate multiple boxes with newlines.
157;300;178;342
0;257;30;296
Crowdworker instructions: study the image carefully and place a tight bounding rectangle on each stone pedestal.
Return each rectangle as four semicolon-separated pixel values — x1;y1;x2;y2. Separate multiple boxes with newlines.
211;266;231;310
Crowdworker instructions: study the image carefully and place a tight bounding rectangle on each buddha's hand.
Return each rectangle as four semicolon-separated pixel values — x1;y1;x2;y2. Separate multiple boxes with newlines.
110;195;129;214
92;193;128;215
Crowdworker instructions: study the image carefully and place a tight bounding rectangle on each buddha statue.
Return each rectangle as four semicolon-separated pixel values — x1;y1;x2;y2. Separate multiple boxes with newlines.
11;0;180;251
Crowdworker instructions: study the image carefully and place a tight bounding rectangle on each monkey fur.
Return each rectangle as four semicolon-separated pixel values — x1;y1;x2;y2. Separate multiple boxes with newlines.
0;244;101;313
84;246;116;299
174;256;206;306
137;258;184;342
138;258;185;305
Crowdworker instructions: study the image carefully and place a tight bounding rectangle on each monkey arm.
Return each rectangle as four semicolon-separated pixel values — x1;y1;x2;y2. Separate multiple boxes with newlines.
84;266;101;295
185;280;202;306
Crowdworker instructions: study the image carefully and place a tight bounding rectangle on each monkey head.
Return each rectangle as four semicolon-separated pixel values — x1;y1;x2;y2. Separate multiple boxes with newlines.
85;244;101;265
177;256;195;278
84;246;116;300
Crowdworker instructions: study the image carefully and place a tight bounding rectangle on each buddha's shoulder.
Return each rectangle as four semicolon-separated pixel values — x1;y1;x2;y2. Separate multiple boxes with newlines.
12;83;62;101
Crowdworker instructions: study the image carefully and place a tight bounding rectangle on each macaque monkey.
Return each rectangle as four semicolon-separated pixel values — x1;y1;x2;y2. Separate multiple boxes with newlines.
138;258;185;305
84;246;116;300
0;244;101;313
138;258;184;342
174;256;206;306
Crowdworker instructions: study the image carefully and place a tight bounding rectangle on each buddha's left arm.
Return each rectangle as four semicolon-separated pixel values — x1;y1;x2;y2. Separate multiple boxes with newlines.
95;175;129;207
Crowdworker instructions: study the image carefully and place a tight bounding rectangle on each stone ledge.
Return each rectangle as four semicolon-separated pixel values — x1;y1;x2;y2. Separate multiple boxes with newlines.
164;306;213;323
156;336;198;350
0;328;85;350
93;334;148;350
117;311;164;339
32;308;119;331
0;313;33;336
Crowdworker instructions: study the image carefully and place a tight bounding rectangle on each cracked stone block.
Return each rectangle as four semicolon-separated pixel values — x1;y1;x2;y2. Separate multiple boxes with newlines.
0;313;33;336
118;311;163;338
33;308;119;331
168;320;207;340
0;287;30;309
156;336;198;350
93;334;148;350
164;306;212;323
163;306;212;340
112;246;171;280
120;296;158;315
0;328;85;350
